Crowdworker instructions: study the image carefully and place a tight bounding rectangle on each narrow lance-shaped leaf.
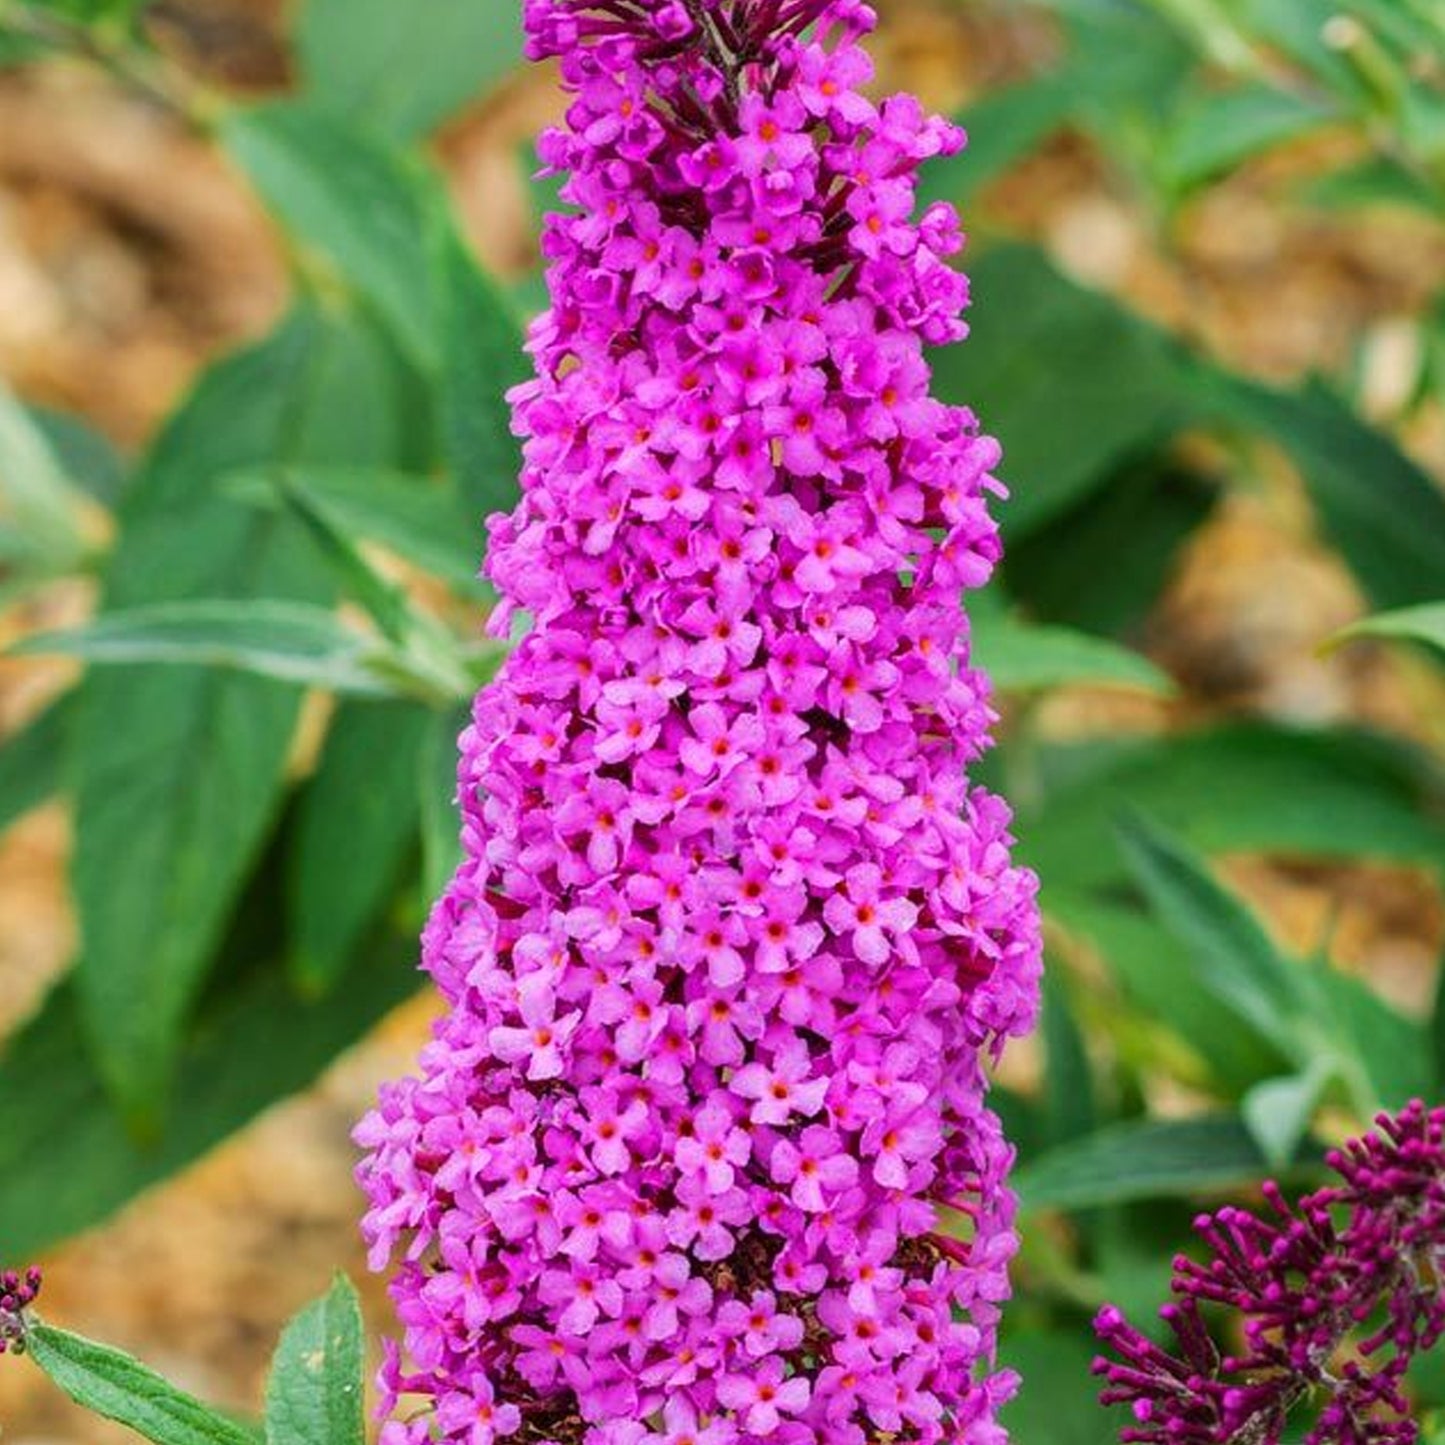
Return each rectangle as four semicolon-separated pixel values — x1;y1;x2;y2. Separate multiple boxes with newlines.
1115;813;1316;1061
0;690;72;837
1015;1115;1319;1212
27;1325;256;1445
264;1276;364;1445
15;600;397;697
289;700;429;996
296;0;525;144
69;305;419;1122
438;219;529;519
227;466;483;591
0;913;420;1258
222;104;440;370
970;608;1174;694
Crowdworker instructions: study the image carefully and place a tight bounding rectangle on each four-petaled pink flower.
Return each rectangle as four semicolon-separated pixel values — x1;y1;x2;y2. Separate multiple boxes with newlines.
822;863;919;967
771;1126;861;1212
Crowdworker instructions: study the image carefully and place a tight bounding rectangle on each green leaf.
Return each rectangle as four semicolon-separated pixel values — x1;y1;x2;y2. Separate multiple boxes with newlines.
1115;813;1314;1058
1016;1114;1314;1211
1301;156;1445;218
1201;376;1445;611
1000;1328;1116;1445
0;691;71;835
28;404;129;508
69;305;416;1122
290;701;428;994
1164;84;1338;189
1022;725;1445;895
16;600;397;696
1242;1064;1333;1169
1047;889;1287;1094
438;221;528;518
222;104;439;369
920;74;1077;210
0;915;419;1257
1318;968;1432;1112
264;1276;364;1445
934;246;1193;537
970;608;1173;694
295;0;523;143
230;466;481;589
1330;601;1445;660
419;704;467;903
1003;456;1219;636
0;378;90;572
1042;967;1097;1147
27;1325;255;1445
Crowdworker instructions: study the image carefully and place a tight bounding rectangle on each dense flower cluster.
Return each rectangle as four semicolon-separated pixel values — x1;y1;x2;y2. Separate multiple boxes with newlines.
1094;1101;1445;1445
357;2;1041;1442
0;1266;41;1357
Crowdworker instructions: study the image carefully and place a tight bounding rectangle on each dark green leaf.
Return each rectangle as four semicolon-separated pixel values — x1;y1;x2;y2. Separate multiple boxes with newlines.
70;306;415;1121
1016;1115;1314;1211
16;600;395;696
1042;967;1097;1147
935;246;1193;536
264;1276;364;1445
230;466;481;589
0;925;418;1257
971;608;1173;694
28;1326;254;1445
1022;725;1445;894
1000;1328;1115;1445
419;704;467;902
0;691;71;835
1046;890;1287;1094
438;222;528;518
295;0;523;143
1201;376;1445;611
290;701;427;994
28;404;129;507
1318;968;1432;1112
1115;814;1314;1057
222;104;439;368
1003;456;1218;636
1164;84;1338;189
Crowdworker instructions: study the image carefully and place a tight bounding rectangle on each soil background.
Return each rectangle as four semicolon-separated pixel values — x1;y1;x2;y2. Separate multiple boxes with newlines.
1;1;1443;1440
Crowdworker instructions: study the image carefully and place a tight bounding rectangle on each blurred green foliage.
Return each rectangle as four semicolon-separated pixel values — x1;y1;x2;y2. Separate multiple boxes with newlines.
0;0;1444;1437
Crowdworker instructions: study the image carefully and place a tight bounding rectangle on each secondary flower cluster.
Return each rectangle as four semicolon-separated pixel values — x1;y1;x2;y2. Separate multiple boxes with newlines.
1094;1100;1445;1445
0;1265;41;1356
358;2;1041;1443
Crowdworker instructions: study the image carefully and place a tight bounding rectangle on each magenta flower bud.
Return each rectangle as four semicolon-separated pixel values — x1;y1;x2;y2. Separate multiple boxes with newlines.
0;1261;41;1358
357;3;1041;1442
1094;1101;1445;1445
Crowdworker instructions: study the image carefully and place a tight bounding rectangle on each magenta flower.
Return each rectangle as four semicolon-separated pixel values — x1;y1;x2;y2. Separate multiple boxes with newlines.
0;1266;40;1357
1094;1101;1445;1445
357;1;1041;1441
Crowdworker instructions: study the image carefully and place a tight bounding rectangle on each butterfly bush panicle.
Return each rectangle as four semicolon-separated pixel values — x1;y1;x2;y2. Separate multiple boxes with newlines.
357;1;1042;1441
1094;1101;1445;1445
0;1266;42;1357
